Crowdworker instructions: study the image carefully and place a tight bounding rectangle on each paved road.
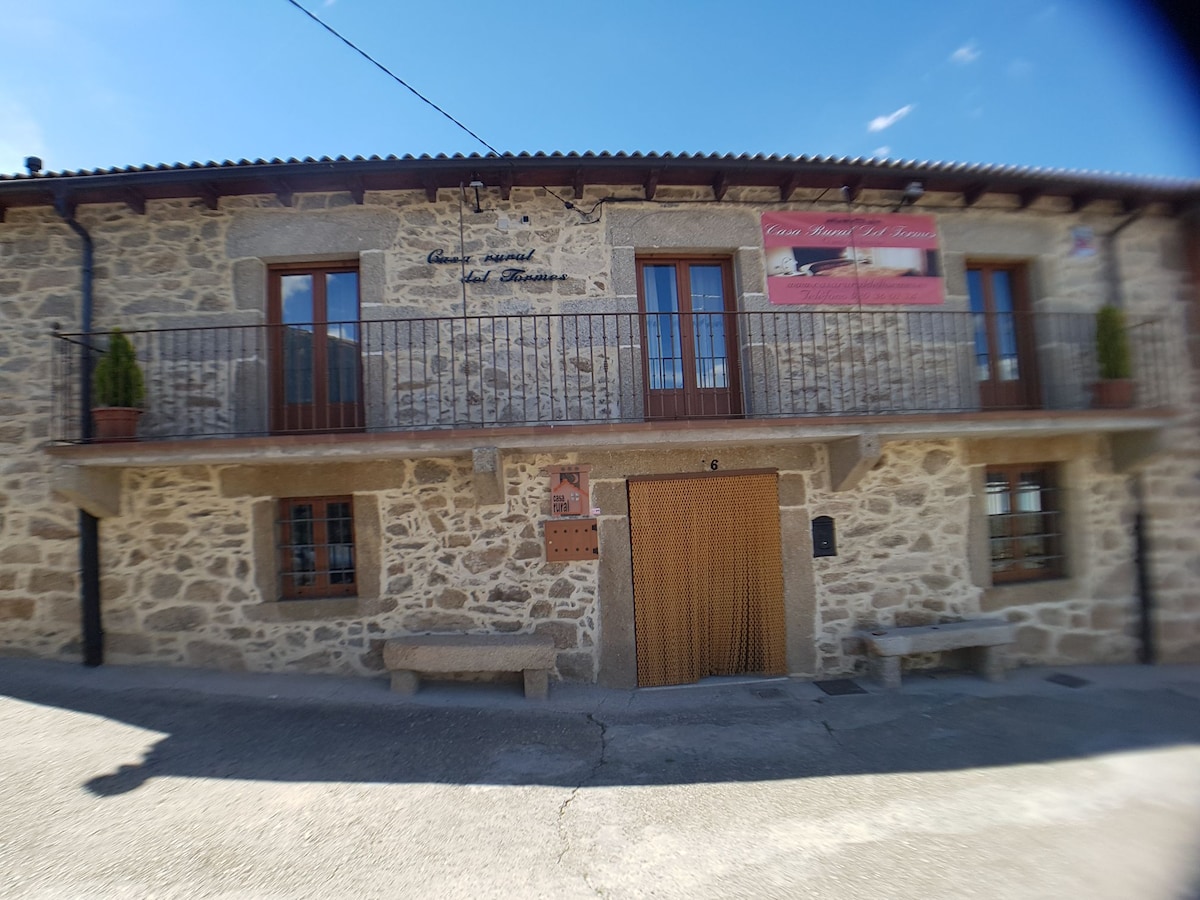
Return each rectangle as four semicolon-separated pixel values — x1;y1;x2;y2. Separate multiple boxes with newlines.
2;659;1199;899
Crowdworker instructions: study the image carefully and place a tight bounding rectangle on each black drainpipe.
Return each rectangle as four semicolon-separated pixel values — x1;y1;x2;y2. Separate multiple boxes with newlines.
55;195;103;667
1104;212;1154;664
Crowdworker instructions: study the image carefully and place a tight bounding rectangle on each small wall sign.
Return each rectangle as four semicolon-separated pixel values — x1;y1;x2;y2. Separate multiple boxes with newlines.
549;464;591;517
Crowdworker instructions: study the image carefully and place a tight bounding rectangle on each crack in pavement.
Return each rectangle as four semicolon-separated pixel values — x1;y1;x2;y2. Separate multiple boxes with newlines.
555;711;610;872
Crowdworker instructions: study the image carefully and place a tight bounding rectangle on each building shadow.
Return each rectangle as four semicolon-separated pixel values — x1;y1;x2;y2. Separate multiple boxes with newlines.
2;661;1199;799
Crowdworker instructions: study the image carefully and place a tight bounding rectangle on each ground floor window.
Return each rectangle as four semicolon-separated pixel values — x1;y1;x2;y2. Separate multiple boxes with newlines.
278;496;356;599
985;464;1063;583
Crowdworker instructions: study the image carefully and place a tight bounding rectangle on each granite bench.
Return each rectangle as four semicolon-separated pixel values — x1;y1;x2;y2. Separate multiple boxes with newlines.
859;619;1016;689
383;634;558;699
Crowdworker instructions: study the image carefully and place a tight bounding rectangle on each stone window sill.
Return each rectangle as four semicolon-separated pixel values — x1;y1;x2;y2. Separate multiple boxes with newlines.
244;597;363;623
979;576;1077;612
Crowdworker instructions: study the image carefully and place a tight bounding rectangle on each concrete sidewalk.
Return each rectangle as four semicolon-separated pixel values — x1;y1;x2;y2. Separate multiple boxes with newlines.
3;657;1200;899
5;653;1200;714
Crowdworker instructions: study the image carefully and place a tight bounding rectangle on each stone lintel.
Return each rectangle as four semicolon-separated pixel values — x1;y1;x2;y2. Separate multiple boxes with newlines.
1109;429;1167;473
964;434;1089;467
220;461;406;497
51;465;121;518
472;447;504;507
827;433;882;492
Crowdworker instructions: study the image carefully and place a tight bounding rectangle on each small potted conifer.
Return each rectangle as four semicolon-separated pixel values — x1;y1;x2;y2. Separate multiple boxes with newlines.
1090;304;1134;409
91;329;145;441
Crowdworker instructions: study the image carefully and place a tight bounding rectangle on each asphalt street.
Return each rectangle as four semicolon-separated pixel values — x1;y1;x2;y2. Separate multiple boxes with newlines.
2;658;1199;899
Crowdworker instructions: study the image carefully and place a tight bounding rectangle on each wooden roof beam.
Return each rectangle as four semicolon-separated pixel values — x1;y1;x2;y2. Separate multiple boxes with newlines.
198;182;220;210
1120;195;1146;215
347;176;364;205
779;173;802;202
272;179;293;207
962;183;988;207
1017;188;1042;210
422;176;438;203
572;169;586;200
712;171;729;202
123;188;146;215
1070;192;1094;213
499;170;513;201
644;169;660;201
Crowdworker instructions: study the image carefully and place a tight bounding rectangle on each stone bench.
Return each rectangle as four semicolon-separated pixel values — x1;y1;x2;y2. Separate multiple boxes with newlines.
859;619;1016;689
383;634;558;699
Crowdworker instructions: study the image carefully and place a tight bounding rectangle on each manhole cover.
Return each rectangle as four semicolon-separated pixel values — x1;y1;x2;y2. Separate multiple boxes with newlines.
1046;672;1091;689
814;679;867;696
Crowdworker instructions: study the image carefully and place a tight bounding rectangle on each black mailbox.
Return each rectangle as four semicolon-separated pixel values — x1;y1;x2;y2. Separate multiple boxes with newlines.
812;515;837;557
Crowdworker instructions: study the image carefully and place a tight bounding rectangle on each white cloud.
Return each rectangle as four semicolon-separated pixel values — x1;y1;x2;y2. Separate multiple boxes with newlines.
0;94;47;176
950;42;980;64
867;104;914;133
1007;58;1035;78
873;146;892;158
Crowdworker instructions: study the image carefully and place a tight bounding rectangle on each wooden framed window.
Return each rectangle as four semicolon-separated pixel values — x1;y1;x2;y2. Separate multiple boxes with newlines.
967;262;1039;409
278;496;357;599
267;262;364;434
635;257;742;420
985;464;1063;583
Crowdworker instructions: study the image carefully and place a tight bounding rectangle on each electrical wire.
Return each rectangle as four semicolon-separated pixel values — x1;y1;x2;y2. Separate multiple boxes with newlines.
283;0;599;221
283;0;501;157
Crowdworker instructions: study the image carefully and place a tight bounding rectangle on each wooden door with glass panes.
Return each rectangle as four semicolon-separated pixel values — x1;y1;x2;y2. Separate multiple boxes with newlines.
268;263;364;433
636;258;741;420
967;262;1039;409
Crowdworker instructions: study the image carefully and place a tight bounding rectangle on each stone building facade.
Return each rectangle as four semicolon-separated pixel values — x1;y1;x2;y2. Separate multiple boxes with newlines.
0;152;1197;687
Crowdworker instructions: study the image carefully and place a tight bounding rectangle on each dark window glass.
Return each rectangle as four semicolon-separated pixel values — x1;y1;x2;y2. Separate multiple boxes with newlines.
986;465;1063;583
278;496;357;599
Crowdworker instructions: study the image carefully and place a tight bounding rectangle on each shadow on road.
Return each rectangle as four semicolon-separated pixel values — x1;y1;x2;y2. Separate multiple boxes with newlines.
3;663;1200;798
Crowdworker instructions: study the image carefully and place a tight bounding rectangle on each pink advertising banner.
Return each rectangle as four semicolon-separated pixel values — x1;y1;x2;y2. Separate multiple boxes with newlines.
761;212;944;305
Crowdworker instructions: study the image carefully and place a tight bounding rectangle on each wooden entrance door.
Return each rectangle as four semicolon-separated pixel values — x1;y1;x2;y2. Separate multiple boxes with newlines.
637;258;741;419
967;263;1039;409
268;263;365;433
628;471;786;687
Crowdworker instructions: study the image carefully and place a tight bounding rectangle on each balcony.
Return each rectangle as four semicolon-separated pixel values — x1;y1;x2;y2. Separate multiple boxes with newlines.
50;310;1176;448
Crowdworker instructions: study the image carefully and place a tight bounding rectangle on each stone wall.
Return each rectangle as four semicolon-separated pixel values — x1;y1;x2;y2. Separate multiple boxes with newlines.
805;438;1144;677
1;182;1198;679
0;454;600;680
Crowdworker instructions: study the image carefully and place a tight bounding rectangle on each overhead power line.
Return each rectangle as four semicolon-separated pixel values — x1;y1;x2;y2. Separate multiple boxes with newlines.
282;0;598;220
282;0;501;157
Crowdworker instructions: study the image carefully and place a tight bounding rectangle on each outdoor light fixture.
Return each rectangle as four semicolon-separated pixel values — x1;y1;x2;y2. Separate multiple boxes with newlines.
468;177;484;213
24;156;42;176
894;181;925;211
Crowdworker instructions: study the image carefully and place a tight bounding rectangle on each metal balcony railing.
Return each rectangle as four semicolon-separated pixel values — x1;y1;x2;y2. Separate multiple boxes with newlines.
50;310;1177;443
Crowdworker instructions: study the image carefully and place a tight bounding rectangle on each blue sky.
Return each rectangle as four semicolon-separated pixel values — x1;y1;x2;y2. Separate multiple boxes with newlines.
1;0;1197;179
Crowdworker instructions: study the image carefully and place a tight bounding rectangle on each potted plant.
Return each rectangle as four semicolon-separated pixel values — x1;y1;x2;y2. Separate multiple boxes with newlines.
91;329;145;441
1091;304;1134;409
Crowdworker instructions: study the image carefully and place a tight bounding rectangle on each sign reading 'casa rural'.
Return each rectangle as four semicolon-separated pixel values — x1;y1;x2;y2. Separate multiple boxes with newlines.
761;212;944;305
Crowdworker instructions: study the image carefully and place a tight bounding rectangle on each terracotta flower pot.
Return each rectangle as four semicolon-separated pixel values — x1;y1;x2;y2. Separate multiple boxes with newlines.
1090;379;1134;409
91;407;143;442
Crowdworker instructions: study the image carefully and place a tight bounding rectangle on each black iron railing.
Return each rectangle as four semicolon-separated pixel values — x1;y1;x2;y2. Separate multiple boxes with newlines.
51;310;1177;443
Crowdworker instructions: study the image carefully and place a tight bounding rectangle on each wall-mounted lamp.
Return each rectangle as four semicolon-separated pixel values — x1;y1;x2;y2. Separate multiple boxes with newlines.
894;181;924;212
468;178;484;213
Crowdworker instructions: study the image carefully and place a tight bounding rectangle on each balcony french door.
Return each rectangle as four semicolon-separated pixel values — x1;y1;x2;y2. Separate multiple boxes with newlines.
637;258;741;419
268;263;364;433
967;262;1038;409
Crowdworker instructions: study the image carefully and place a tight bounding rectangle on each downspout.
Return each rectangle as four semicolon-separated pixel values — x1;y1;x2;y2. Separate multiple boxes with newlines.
55;194;103;667
1104;211;1153;664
